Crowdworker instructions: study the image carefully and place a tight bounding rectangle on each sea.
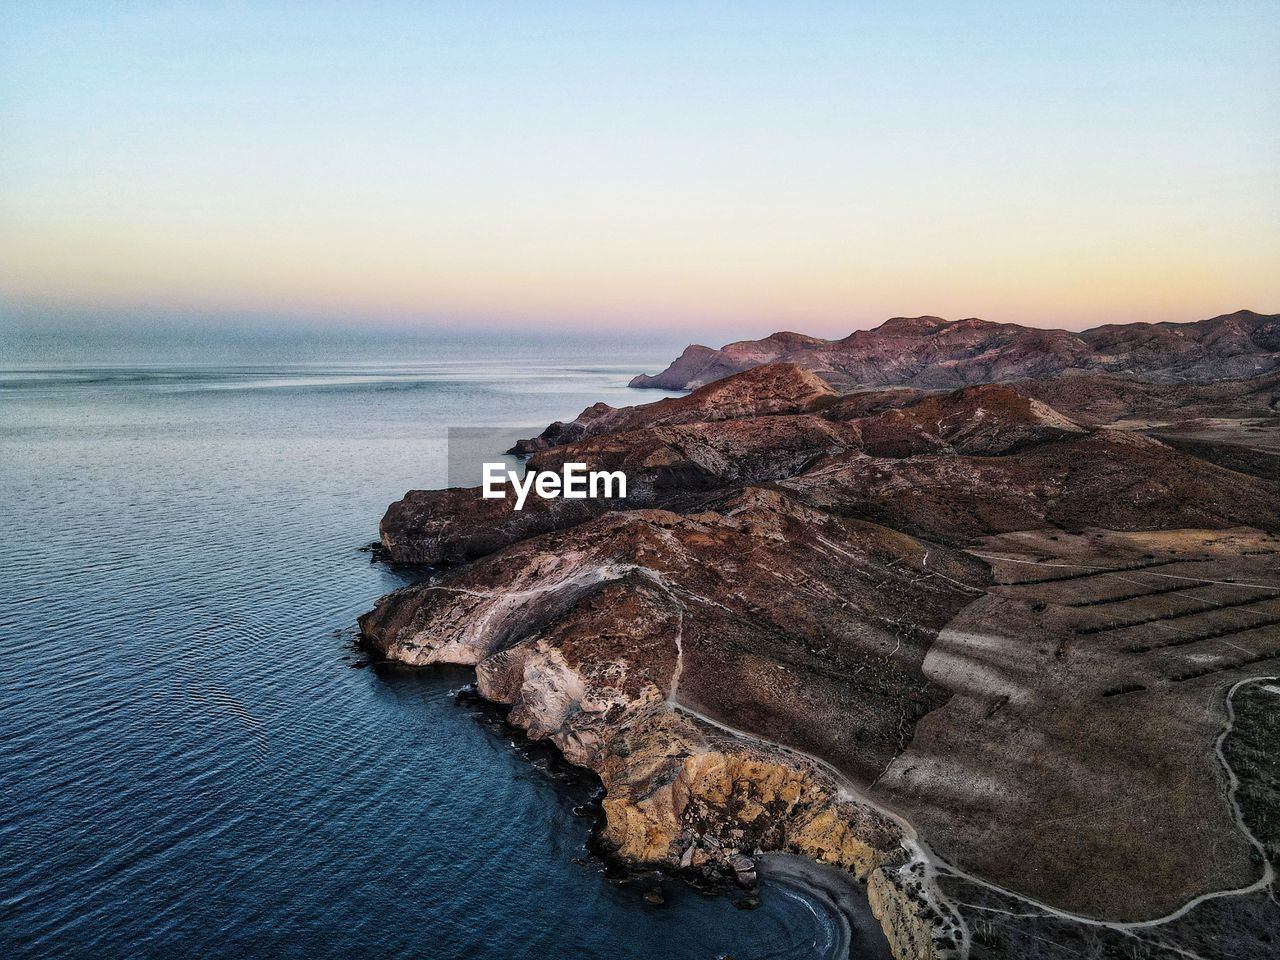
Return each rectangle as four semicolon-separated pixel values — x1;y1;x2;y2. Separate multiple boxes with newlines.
0;328;890;959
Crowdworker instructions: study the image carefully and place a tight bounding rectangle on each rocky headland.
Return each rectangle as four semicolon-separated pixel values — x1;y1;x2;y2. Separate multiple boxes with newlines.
360;320;1280;959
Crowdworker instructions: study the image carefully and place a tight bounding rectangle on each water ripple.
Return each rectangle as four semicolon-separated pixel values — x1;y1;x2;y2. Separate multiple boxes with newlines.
0;356;887;959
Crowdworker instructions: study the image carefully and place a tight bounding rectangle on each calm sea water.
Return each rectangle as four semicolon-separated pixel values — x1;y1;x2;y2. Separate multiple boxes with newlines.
0;335;887;959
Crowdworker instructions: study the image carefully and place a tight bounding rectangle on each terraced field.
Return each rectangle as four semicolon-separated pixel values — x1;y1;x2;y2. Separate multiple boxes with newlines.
989;530;1280;693
872;527;1280;924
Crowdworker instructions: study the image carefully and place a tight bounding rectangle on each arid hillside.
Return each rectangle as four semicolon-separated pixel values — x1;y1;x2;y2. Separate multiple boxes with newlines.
363;359;1280;960
630;311;1280;391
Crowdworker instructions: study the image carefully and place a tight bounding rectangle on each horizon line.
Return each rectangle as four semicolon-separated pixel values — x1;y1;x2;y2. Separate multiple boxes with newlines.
3;293;1275;344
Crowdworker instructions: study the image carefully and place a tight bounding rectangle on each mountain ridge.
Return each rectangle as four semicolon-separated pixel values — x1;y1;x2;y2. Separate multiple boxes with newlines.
631;310;1280;390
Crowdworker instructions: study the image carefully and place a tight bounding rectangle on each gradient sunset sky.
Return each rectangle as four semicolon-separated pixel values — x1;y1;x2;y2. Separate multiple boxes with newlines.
1;1;1277;337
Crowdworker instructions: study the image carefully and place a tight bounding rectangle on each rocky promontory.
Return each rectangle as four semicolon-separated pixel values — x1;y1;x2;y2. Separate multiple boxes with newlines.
361;354;1280;959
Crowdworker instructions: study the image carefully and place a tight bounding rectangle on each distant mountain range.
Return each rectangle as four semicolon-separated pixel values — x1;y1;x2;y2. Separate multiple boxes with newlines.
630;310;1280;390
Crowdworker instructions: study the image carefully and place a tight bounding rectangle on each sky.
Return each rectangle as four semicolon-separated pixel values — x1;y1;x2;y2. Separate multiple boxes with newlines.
1;1;1277;339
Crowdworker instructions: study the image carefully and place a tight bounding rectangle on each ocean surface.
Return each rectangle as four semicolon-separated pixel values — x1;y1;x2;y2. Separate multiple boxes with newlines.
0;334;890;959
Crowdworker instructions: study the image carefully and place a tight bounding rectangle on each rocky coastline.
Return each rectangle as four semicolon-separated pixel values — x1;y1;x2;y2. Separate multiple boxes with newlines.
360;335;1280;959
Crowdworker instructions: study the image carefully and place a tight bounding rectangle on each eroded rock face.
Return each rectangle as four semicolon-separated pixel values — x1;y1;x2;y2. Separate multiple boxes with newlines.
361;492;987;957
510;361;838;454
364;491;990;780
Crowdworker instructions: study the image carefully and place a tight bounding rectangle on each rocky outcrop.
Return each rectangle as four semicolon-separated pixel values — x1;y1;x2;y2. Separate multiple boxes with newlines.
630;310;1280;391
626;334;832;395
365;492;990;780
381;413;863;565
510;361;838;454
361;492;980;956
